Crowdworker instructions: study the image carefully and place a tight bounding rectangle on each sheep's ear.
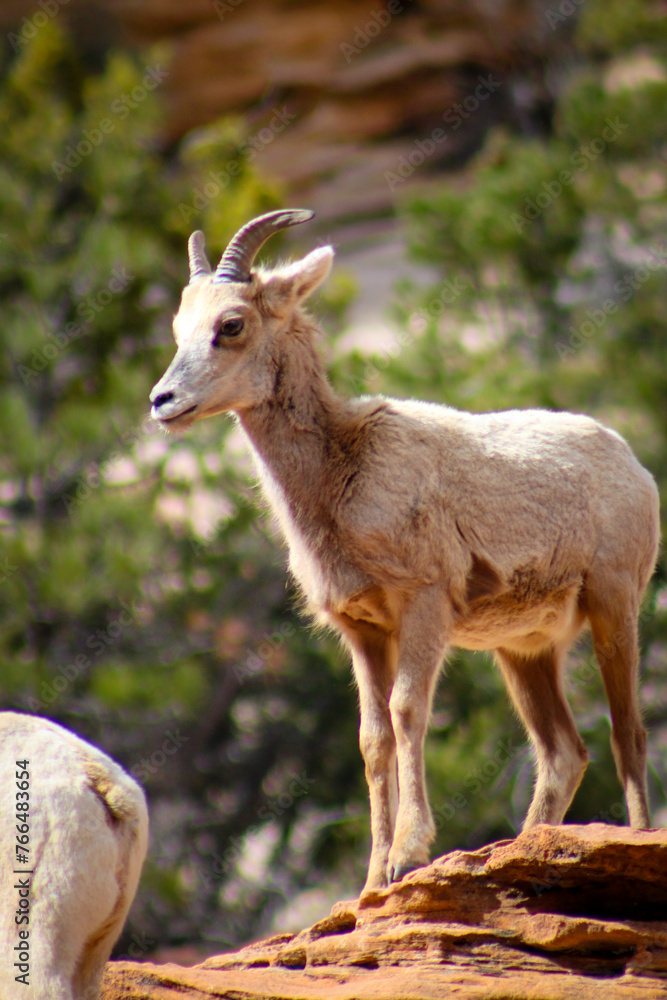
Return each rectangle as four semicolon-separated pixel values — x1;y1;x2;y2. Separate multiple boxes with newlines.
261;246;334;309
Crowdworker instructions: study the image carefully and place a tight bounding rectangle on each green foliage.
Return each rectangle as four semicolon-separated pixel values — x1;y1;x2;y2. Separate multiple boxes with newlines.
576;0;667;55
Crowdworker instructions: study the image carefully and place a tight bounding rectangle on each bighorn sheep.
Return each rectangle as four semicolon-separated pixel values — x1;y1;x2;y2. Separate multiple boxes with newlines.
0;712;148;999
150;209;660;891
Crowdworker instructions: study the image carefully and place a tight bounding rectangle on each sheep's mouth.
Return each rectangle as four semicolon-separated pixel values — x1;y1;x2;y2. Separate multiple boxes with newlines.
158;404;198;425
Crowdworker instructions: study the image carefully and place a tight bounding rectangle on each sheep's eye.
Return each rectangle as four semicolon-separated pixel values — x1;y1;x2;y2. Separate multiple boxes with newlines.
212;318;244;346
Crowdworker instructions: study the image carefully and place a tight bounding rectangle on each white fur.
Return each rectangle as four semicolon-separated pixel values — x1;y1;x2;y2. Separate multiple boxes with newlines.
0;713;148;1000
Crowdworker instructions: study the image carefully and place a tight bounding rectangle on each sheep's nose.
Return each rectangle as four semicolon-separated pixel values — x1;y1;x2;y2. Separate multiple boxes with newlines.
152;390;174;408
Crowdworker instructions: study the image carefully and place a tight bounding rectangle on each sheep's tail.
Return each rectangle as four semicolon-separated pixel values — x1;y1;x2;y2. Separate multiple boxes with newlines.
82;757;147;825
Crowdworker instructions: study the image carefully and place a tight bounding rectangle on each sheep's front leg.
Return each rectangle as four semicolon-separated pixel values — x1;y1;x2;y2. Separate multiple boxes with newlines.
387;585;449;883
347;621;399;892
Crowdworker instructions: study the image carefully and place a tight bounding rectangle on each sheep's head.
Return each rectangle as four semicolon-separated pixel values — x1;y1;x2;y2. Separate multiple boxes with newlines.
150;209;333;431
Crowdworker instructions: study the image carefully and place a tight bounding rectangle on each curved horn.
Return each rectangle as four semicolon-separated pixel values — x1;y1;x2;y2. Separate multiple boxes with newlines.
188;231;211;282
214;209;315;284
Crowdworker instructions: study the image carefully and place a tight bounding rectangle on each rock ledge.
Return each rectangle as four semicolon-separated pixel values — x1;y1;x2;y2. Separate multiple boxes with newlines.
102;824;667;999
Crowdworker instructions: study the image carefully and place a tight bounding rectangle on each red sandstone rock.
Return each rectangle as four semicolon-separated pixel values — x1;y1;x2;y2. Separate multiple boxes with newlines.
101;824;667;999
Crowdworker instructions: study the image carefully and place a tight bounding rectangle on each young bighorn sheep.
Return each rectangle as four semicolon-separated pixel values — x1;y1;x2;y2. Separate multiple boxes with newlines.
151;210;660;891
0;712;148;999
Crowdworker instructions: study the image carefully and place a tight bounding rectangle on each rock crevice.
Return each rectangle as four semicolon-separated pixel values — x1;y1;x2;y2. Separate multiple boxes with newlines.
102;824;667;999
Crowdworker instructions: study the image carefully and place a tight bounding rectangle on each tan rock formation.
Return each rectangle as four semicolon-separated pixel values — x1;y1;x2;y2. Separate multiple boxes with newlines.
104;0;559;217
0;0;563;216
102;823;667;999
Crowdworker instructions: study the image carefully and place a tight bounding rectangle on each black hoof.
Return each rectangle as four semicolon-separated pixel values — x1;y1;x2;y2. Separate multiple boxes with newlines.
387;861;422;884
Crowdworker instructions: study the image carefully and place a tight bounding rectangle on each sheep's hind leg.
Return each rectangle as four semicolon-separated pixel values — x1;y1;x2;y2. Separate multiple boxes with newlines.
588;585;650;828
496;645;588;827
